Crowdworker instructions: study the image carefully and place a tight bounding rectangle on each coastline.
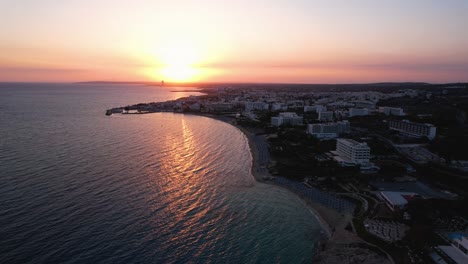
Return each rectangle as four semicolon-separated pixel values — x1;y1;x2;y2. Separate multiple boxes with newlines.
199;114;393;264
199;114;337;235
111;110;392;263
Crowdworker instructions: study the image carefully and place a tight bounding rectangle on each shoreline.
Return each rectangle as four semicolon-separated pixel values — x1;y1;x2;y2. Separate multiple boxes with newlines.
185;113;393;264
113;111;392;263
198;114;337;235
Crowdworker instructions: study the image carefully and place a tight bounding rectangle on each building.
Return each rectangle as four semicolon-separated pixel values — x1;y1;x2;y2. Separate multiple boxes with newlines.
307;121;350;139
333;138;370;165
349;108;370;117
304;104;327;113
271;103;288;111
286;100;304;108
353;101;376;109
379;191;418;211
452;236;468;256
188;102;201;111
388;119;437;140
271;112;303;126
209;103;234;112
334;110;349;120
378;106;405;116
434;235;468;264
244;101;269;112
318;111;334;121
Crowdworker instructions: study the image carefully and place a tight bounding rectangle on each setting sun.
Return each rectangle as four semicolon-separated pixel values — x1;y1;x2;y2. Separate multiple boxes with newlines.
159;65;199;82
157;44;201;82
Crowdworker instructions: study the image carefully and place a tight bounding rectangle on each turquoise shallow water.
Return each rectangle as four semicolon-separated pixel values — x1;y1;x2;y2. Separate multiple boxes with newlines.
0;83;322;263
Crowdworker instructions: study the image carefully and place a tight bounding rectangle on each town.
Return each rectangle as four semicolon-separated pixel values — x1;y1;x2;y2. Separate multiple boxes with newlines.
109;83;468;264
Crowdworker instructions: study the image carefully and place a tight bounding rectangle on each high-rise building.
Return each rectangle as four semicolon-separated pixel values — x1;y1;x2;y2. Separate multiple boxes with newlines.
388;120;436;140
334;138;370;164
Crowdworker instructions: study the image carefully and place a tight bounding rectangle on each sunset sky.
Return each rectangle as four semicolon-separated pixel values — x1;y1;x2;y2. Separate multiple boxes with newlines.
1;0;467;83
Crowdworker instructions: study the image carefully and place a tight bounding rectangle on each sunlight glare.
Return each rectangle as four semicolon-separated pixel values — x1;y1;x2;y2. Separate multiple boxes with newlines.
158;44;201;82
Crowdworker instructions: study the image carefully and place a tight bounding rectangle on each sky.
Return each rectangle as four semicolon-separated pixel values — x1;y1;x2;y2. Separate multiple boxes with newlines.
0;0;467;83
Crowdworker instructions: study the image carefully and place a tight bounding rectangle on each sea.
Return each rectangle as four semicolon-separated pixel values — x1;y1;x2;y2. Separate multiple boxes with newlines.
0;83;323;264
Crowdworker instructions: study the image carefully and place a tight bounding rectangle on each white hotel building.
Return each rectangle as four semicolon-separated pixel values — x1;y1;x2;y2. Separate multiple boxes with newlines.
388;120;437;140
434;235;468;264
271;112;303;126
317;111;334;121
378;106;405;116
304;104;327;113
333;138;370;165
307;121;350;139
349;108;370;117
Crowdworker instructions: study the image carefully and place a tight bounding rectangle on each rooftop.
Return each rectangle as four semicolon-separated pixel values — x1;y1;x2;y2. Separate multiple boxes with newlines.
381;191;417;206
370;181;455;200
337;138;369;148
337;138;360;145
438;246;468;264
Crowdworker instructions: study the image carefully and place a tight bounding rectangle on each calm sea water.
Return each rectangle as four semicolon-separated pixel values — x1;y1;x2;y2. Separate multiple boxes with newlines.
0;83;322;264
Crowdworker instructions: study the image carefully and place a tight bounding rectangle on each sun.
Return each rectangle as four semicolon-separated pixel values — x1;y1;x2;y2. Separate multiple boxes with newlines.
160;65;199;82
157;44;201;82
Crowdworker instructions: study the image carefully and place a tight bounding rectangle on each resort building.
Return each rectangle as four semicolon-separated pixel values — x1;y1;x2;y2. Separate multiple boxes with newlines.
304;104;327;113
307;121;350;139
378;107;405;116
332;138;370;165
353;101;376;109
188;102;201;111
317;111;334;121
388;119;437;140
209;103;234;112
271;103;288;111
379;191;418;211
434;235;468;264
451;236;468;256
349;108;370;117
271;112;303;126
244;101;269;112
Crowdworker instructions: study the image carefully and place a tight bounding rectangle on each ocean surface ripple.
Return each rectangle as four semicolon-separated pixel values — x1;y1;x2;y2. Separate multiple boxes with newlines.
0;83;322;264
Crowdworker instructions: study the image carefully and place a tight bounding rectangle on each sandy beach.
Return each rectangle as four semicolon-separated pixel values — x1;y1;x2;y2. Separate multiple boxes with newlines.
203;114;338;230
202;113;393;264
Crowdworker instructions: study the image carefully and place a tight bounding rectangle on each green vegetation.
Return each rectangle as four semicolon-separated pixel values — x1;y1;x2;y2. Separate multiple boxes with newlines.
268;128;360;183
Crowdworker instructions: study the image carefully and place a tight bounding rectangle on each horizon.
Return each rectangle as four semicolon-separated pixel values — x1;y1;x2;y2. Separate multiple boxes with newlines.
1;80;467;86
1;1;468;83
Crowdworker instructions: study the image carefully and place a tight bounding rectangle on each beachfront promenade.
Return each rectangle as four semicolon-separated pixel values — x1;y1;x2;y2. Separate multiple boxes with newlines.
249;133;355;214
274;177;356;214
253;135;269;175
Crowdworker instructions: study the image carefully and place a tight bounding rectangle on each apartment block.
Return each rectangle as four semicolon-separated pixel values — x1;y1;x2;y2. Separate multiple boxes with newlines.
388;120;436;140
318;111;334;121
271;112;303;126
307;121;350;139
334;138;370;165
378;107;405;116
